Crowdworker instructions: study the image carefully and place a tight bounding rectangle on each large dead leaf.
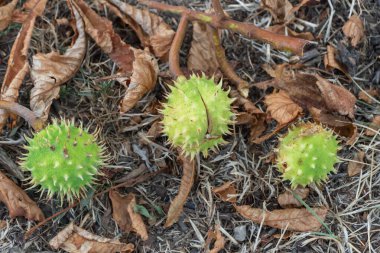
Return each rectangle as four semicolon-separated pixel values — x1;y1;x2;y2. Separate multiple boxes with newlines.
235;205;328;232
109;190;148;241
347;151;365;177
342;15;365;47
0;0;17;31
212;181;237;203
264;90;302;125
187;21;219;74
0;0;47;131
102;0;175;60
49;223;134;253
165;154;195;227
0;171;44;221
365;115;380;136
73;0;158;113
30;0;86;122
261;0;294;23
278;188;309;208
205;224;225;253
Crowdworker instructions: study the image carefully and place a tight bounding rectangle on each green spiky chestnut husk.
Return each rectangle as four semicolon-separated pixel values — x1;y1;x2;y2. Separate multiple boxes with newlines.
20;119;105;202
161;75;235;158
277;123;340;188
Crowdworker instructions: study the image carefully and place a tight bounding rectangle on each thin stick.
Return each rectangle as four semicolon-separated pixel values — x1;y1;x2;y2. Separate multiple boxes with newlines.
0;101;43;131
169;14;189;77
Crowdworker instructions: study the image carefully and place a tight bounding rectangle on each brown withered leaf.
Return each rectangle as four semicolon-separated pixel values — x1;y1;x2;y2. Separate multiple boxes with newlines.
0;0;47;131
268;25;315;41
102;0;175;60
365;115;380;136
0;171;44;221
109;190;148;241
30;0;86;122
324;45;349;76
49;223;134;253
212;181;237;203
187;21;219;74
0;0;17;31
165;154;195;227
278;188;309;208
358;89;379;104
235;205;328;232
73;0;158;113
342;15;365;47
205;224;225;253
265;90;303;125
261;0;294;23
347;151;365;177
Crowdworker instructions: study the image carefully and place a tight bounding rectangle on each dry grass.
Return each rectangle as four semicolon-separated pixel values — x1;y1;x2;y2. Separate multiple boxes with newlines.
0;0;380;252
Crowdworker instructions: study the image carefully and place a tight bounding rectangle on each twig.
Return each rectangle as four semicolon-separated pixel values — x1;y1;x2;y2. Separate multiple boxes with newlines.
169;14;189;77
0;101;43;131
139;0;310;56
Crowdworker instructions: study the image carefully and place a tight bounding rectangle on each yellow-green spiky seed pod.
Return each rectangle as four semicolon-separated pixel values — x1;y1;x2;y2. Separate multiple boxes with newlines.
20;119;106;202
161;75;234;158
277;123;339;188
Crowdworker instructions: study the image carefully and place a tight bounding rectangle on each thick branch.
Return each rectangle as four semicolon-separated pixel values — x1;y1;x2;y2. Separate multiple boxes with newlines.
169;14;189;77
0;101;43;131
139;0;310;56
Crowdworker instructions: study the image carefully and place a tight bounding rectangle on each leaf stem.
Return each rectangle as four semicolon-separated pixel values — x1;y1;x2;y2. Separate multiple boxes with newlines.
169;14;189;77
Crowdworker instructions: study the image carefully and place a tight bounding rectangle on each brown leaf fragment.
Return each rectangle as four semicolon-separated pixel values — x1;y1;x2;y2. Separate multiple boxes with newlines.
358;89;379;104
30;0;86;122
109;190;149;241
347;151;365;177
0;171;44;221
261;0;294;23
324;45;349;76
342;15;365;47
235;205;328;232
264;90;303;125
278;188;310;208
49;223;134;253
205;224;225;253
165;154;195;227
0;0;17;31
102;0;175;60
212;181;237;203
0;0;47;131
365;115;380;136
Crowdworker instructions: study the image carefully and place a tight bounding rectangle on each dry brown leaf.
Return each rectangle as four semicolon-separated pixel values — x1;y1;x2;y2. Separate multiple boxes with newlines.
358;89;379;104
30;0;86;122
365;115;380;136
235;205;328;232
187;21;219;74
0;0;47;131
0;171;44;221
102;0;175;60
212;181;237;203
109;190;149;241
267;25;315;41
324;45;349;76
205;224;225;253
0;0;17;31
278;188;310;208
265;90;303;125
261;0;294;23
347;151;365;177
165;154;195;227
49;223;134;253
342;15;365;47
73;0;158;113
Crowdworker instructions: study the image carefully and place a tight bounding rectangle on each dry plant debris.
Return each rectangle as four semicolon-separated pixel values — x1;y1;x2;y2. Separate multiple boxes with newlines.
342;15;365;47
365;115;380;136
212;181;237;203
347;150;365;177
205;224;226;253
49;223;134;252
324;45;349;76
0;0;17;31
278;188;310;208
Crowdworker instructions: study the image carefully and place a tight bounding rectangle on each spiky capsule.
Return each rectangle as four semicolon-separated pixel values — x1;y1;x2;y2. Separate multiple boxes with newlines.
161;75;234;158
277;122;339;188
20;119;105;202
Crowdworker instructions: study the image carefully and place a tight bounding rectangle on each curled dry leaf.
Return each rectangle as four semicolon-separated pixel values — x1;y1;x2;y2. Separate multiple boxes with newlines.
261;0;294;24
0;0;17;31
342;15;365;48
212;181;237;203
324;45;349;76
49;223;134;253
347;151;365;177
73;0;158;113
205;224;225;253
278;188;310;208
264;90;302;125
109;190;149;241
30;0;86;122
102;0;175;60
0;0;47;131
365;115;380;136
0;171;44;221
165;154;195;227
358;89;379;104
235;205;328;232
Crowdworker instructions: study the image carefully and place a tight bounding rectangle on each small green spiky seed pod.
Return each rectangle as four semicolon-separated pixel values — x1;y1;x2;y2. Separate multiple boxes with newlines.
161;75;235;158
20;119;105;202
277;123;339;188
